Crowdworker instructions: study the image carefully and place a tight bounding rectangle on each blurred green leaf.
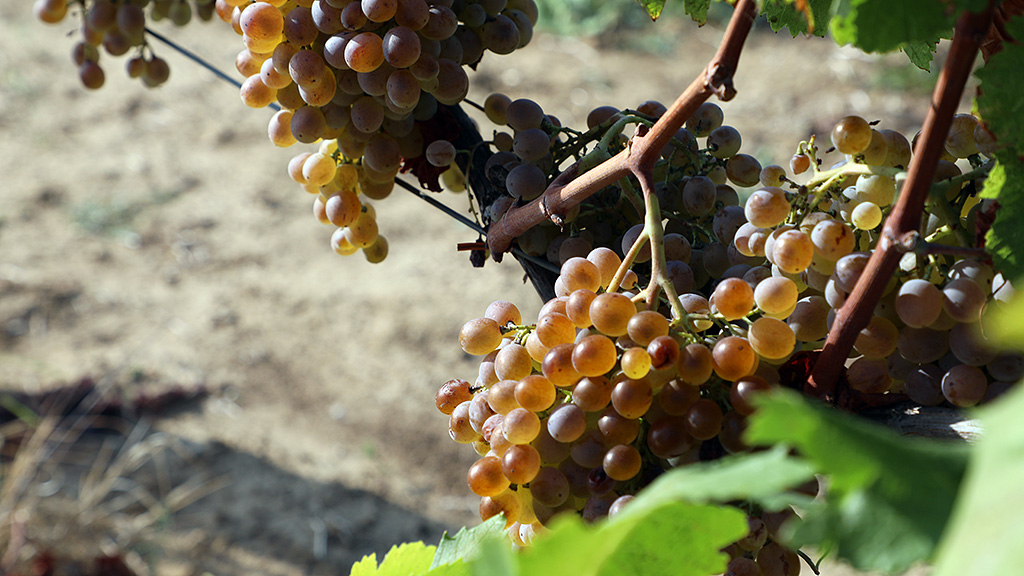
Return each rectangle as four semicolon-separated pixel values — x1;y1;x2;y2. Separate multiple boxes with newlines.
635;0;667;20
933;386;1024;576
431;515;505;569
761;0;832;37
508;502;746;576
747;391;968;573
977;17;1024;281
901;40;939;71
351;543;436;576
682;0;710;24
830;0;954;53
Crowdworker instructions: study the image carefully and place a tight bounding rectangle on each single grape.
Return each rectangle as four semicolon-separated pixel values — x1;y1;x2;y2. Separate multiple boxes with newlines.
942;364;987;407
707;125;742;158
831;115;872;155
467;456;510;497
460;317;503;355
748;317;795;360
572;334;618;376
711;278;754;321
744;187;790;228
712;336;756;381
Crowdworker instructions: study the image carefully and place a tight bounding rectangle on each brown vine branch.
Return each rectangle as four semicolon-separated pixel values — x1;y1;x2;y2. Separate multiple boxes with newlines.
486;0;759;260
806;2;997;402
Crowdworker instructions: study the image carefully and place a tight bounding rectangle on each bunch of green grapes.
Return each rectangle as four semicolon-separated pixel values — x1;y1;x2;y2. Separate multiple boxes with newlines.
225;0;538;263
34;0;217;89
435;108;1018;570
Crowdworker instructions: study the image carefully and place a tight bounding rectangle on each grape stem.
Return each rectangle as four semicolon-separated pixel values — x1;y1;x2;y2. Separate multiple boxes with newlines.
806;2;997;402
485;0;759;258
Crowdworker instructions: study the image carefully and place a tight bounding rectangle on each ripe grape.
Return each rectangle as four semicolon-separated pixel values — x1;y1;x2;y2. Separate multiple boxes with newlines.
896;278;943;328
771;229;814;274
708;125;742;158
602;445;642;481
744;187;790;228
831;115;872;155
748;317;795;360
712;336;756;381
610;376;653;419
467;456;510;497
460;318;503;355
677;343;714;385
685;398;723;440
941;364;987;407
572;334;618;376
942;278;986;323
687;102;724;137
505;163;547;200
847;357;892;394
711;278;754;321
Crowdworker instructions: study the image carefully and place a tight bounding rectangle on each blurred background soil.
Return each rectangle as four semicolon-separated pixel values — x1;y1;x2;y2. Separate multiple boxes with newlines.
0;2;942;574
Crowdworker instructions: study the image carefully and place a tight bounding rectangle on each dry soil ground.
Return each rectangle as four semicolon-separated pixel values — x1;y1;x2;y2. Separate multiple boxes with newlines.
0;4;941;575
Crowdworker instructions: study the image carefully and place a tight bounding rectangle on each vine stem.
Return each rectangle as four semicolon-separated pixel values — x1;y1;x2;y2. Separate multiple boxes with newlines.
486;0;759;259
806;2;997;402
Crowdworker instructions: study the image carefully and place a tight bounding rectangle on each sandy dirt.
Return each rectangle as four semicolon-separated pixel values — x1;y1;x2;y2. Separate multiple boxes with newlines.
0;4;939;575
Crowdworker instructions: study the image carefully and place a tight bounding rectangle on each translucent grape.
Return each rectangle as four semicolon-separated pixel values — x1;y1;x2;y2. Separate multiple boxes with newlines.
831;115;872;155
754;276;799;316
572;334;618;376
425;139;457;167
851;201;882;230
685;398;723;440
941;364;987;407
711;278;754;321
460;317;503;355
625;310;670;347
686;102;724;137
744;187;790;228
847;357;892;394
610;376;653;419
712;336;756;381
708;125;742;158
748;317;795;360
602;445;641;481
943;278;986;323
771;229;814;274
896;278;943;328
589;293;636;337
467;456;509;497
854;316;899;359
810;219;855;261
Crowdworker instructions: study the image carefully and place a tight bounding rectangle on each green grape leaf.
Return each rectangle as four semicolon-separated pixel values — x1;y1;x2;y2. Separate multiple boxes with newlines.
760;0;833;37
746;391;969;573
350;543;437;576
975;17;1024;155
431;515;506;569
901;40;939;71
472;538;516;576
635;0;667;20
611;445;815;518
682;0;711;24
829;0;955;54
980;162;1024;280
508;502;747;576
987;273;1024;346
472;447;812;576
976;17;1024;280
932;386;1024;576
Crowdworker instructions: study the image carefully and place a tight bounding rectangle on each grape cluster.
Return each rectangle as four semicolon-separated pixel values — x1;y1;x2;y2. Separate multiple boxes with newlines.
223;0;537;262
34;0;215;89
436;105;1016;567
